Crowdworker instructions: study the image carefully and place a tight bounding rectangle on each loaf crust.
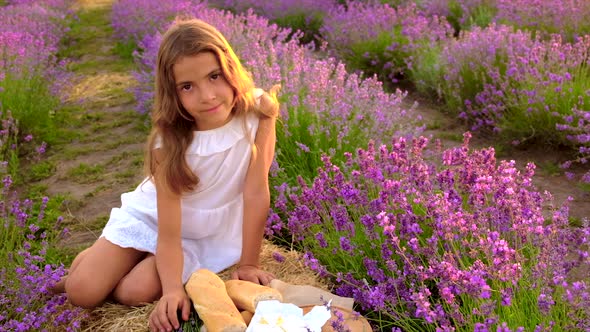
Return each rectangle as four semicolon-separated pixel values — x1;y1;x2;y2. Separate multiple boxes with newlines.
225;279;283;312
185;269;246;332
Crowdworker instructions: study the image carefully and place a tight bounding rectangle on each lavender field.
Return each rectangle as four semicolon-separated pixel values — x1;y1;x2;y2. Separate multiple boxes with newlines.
1;0;589;331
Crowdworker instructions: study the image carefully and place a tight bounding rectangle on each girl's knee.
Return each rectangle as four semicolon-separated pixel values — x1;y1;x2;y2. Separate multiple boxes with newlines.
65;273;106;309
113;279;161;306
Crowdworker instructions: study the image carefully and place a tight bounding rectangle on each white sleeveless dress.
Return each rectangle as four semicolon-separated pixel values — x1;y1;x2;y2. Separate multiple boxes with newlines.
100;90;262;283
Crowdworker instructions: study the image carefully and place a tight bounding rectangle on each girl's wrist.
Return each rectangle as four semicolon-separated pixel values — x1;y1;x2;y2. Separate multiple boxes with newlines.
162;282;185;294
237;263;260;269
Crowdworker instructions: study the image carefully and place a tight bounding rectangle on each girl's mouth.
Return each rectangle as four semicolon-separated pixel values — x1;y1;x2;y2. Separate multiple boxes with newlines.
204;104;220;112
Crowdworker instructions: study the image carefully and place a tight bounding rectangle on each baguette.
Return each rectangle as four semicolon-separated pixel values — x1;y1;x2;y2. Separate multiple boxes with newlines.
185;269;246;332
225;279;283;312
240;311;254;325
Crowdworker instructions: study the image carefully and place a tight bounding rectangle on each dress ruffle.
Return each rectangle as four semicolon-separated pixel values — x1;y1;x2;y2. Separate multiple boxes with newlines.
187;114;255;156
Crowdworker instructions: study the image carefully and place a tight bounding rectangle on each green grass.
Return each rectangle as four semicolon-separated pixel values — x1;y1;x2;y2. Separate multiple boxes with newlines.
537;161;563;177
67;59;134;73
115;169;138;181
61;146;95;159
104;135;145;149
435;132;464;142
578;181;590;193
58;5;134;73
113;40;138;62
91;117;133;132
59;8;111;59
84;183;112;198
66;162;106;183
29;161;57;181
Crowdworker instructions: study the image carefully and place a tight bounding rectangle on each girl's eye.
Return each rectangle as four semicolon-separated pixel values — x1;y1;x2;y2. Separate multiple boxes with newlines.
181;84;192;91
210;73;220;80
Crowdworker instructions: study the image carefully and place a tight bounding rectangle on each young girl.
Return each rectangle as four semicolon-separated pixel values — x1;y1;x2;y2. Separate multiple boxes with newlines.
55;18;280;332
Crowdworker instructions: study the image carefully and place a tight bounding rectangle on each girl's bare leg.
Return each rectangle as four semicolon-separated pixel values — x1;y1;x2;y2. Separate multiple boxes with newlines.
112;254;162;306
50;248;91;294
65;237;145;308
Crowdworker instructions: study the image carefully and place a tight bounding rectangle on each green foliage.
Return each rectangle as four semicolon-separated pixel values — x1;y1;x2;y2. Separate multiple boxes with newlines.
175;306;203;332
468;3;496;30
0;188;68;266
0;71;59;144
272;12;324;46
273;106;323;185
0;116;20;180
30;160;57;181
444;0;497;36
445;0;464;35
346;28;409;83
411;44;445;99
272;89;374;188
113;39;138;62
578;182;590;193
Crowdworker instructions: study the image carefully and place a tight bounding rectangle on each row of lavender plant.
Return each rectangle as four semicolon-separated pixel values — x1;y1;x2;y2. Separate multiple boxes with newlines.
434;25;590;182
269;133;590;330
420;0;590;41
110;0;590;331
0;0;72;144
210;0;590;183
0;0;85;330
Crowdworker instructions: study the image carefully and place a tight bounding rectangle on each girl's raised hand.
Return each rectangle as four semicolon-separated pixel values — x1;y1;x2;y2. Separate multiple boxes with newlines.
231;265;275;286
149;287;190;332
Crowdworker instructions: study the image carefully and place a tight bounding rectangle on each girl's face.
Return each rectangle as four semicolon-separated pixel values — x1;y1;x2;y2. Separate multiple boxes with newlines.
173;52;235;131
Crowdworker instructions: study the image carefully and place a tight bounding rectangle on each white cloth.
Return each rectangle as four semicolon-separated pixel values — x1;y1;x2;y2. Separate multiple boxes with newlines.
101;89;263;283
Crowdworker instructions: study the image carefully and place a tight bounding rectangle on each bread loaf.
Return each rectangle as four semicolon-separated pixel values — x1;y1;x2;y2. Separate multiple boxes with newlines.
185;269;246;332
240;311;254;325
225;279;283;312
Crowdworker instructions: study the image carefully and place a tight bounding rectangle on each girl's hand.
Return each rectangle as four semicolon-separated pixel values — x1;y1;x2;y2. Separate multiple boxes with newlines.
231;265;275;286
149;287;190;332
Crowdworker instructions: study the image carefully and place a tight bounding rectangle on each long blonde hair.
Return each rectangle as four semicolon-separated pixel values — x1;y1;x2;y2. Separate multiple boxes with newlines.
145;18;279;195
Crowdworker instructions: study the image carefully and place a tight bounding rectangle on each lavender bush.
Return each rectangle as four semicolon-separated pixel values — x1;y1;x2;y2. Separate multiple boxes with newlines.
0;113;84;331
439;25;590;170
419;0;497;34
111;0;206;43
0;0;73;143
320;1;452;84
0;188;84;331
269;133;590;330
208;0;337;45
0;1;86;330
495;0;590;42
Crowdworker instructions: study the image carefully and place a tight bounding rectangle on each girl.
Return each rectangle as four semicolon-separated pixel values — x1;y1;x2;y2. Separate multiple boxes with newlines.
55;18;279;332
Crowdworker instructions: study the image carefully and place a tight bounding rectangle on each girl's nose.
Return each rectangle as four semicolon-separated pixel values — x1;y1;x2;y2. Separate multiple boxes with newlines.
200;85;216;102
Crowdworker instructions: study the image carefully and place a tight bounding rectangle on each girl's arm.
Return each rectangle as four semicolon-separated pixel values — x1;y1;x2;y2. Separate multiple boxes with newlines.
234;94;277;285
149;148;190;331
